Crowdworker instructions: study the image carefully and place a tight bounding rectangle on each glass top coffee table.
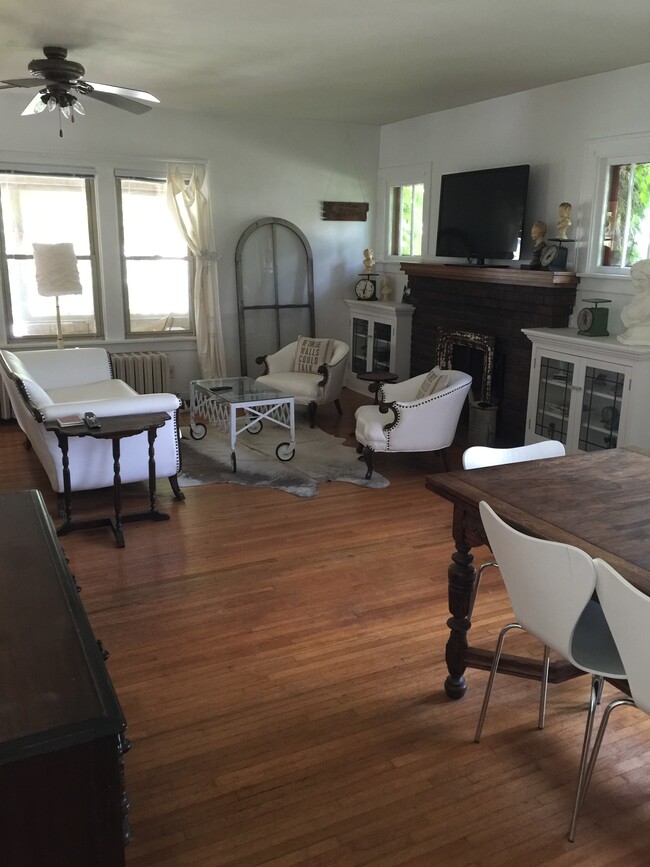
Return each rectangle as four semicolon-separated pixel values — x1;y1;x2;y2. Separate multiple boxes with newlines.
189;377;295;472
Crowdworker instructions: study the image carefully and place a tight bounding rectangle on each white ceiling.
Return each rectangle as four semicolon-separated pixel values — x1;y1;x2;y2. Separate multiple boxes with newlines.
0;0;648;126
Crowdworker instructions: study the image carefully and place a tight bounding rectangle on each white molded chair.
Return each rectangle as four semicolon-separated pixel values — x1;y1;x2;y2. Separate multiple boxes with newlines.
462;440;566;470
568;559;650;840
476;502;627;841
354;369;472;479
462;441;566;618
256;340;349;428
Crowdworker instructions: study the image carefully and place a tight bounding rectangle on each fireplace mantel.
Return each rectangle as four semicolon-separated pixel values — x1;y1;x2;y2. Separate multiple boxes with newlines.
400;263;580;444
401;263;580;289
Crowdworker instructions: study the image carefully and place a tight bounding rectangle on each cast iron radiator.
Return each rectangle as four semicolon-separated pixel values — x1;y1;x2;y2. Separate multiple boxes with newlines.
109;351;170;394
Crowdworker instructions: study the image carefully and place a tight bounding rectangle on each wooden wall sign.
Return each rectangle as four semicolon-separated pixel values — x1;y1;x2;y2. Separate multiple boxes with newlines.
321;201;369;221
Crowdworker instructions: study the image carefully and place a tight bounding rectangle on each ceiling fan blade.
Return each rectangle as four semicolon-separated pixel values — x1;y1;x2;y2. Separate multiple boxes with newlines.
21;92;46;115
85;90;154;114
86;81;159;104
0;78;44;90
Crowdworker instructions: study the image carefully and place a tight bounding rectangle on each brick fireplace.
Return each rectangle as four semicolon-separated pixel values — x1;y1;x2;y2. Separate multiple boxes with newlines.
401;264;580;444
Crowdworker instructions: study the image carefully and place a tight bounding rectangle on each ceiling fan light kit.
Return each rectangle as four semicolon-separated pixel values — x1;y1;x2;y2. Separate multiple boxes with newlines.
1;46;159;137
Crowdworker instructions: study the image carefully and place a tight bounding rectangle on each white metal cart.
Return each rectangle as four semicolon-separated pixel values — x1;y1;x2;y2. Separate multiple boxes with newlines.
189;377;295;472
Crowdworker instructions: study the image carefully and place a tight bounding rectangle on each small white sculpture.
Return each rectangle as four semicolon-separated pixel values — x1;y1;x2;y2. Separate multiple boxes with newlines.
618;259;650;345
530;221;547;269
531;220;547;247
363;248;375;270
380;275;391;301
556;202;572;240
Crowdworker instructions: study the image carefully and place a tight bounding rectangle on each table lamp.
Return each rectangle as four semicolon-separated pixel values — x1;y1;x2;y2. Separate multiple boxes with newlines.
33;242;83;349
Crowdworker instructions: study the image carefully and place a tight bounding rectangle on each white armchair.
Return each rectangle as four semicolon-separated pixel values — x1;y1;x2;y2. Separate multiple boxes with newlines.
256;338;349;428
354;368;472;478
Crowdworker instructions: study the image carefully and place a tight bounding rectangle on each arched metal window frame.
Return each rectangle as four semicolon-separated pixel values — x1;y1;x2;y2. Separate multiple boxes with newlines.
236;217;315;374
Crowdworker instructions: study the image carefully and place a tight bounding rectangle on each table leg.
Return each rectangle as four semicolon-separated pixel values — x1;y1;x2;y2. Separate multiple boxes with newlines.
56;432;73;525
111;438;125;548
230;405;237;473
443;506;477;699
147;426;158;513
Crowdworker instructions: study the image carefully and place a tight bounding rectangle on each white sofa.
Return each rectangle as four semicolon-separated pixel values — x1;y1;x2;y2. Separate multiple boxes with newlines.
255;339;349;428
0;347;183;499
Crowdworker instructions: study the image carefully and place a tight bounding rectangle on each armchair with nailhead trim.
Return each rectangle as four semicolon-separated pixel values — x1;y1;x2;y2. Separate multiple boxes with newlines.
354;369;472;478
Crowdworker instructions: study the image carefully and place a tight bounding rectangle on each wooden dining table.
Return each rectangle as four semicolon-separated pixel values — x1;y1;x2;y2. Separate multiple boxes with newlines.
425;447;650;700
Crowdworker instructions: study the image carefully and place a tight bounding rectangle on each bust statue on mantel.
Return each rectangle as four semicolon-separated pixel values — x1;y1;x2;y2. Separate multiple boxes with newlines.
556;202;572;240
529;220;547;270
618;259;650;345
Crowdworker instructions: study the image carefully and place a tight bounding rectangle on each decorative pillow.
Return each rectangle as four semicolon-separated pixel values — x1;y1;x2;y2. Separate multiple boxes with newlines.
293;337;334;374
416;368;449;400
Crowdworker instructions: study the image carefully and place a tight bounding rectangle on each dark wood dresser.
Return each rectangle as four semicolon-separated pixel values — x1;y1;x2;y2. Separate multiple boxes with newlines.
0;490;129;867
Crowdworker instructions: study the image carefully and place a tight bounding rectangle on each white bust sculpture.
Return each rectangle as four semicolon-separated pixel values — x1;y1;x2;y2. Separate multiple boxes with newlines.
363;248;375;270
617;259;650;345
556;202;572;240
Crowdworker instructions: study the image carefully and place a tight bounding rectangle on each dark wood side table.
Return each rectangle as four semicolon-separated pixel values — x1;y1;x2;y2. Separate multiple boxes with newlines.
45;411;171;548
356;370;399;403
0;490;129;866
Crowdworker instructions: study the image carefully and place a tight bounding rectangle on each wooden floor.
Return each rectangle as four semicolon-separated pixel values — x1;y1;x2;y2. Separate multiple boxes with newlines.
2;388;650;866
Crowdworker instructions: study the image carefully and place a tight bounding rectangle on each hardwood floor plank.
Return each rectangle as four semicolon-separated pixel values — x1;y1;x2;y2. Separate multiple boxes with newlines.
0;391;648;865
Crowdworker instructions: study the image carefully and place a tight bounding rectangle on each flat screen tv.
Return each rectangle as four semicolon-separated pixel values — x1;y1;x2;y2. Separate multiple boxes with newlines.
435;164;530;266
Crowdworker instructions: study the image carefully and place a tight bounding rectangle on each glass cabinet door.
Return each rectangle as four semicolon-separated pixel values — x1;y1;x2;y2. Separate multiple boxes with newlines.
579;366;625;451
351;317;369;374
372;321;392;371
534;355;574;445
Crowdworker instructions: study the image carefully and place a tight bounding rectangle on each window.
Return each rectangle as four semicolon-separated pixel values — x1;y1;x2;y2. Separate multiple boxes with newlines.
0;171;101;340
116;176;193;335
389;182;424;257
599;161;650;267
582;133;650;276
377;164;430;261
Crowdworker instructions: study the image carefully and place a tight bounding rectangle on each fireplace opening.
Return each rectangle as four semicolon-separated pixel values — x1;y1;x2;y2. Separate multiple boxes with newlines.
435;327;504;445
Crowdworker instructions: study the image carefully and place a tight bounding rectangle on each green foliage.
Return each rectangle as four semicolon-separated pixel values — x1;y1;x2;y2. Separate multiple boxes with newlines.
605;162;650;266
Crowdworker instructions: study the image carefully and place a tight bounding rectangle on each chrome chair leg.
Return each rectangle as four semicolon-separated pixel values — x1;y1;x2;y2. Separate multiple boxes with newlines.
468;559;497;620
571;695;636;840
567;674;603;842
538;645;551;730
474;621;522;743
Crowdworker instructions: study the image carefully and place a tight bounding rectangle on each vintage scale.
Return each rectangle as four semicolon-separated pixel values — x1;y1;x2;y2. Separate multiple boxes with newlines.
576;298;612;337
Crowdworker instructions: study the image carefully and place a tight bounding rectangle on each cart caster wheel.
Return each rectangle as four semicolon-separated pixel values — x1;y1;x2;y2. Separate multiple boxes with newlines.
276;442;295;462
190;423;207;440
231;451;237;472
248;420;263;434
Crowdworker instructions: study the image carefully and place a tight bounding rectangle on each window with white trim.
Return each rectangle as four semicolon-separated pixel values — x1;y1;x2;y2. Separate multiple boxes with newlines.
116;176;194;336
599;161;650;268
389;182;424;256
0;171;101;340
377;164;431;261
583;133;650;276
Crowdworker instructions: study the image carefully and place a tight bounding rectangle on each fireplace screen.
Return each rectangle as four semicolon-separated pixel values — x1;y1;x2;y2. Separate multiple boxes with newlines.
435;328;495;403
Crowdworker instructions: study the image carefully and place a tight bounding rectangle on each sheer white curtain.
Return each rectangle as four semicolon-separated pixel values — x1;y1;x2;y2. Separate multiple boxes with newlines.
166;165;225;378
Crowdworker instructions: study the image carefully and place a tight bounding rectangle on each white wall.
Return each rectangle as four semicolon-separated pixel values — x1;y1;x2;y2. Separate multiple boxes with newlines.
378;63;650;333
0;90;379;394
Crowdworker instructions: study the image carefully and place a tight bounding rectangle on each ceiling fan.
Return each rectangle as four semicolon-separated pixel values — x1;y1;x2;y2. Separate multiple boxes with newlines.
0;46;159;136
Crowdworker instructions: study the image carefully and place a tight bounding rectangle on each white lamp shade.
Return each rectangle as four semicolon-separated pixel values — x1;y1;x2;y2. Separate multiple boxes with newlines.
33;243;83;297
